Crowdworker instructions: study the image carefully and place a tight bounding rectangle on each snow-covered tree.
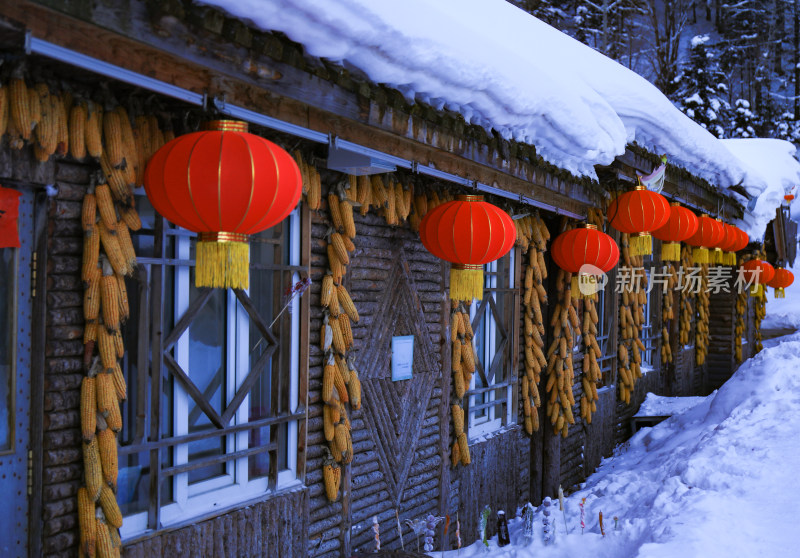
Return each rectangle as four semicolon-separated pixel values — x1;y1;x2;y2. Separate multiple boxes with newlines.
730;99;758;138
677;35;730;137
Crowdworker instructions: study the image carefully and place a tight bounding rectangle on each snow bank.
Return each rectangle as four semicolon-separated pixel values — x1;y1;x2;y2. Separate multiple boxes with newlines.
761;260;800;331
721;138;800;239
442;330;800;557
196;0;754;188
634;393;705;417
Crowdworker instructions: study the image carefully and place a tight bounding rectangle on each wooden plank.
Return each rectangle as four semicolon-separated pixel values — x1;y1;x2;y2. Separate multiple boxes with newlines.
163;352;225;428
437;263;451;550
149;214;166;530
162;287;214;349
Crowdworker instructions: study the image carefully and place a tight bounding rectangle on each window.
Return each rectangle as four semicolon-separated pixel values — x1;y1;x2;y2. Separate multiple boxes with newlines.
118;194;307;538
466;251;517;439
593;284;614;386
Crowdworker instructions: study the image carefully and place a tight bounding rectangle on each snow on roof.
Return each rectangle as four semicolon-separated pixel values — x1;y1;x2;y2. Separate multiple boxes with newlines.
196;0;797;237
721;139;800;239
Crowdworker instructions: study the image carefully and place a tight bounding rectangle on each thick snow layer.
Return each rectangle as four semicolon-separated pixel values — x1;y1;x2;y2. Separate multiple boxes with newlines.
439;329;800;557
761;260;800;331
196;0;755;189
633;393;705;417
721;138;800;239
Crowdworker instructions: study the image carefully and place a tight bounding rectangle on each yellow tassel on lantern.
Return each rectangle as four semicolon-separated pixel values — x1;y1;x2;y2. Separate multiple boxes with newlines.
749;283;765;299
713;248;723;265
776;287;785;298
450;264;483;302
692;247;709;264
661;242;681;262
196;232;250;290
725;252;736;266
629;233;652;257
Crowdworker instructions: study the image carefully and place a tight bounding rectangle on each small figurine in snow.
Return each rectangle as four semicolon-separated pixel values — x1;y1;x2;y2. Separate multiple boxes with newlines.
496;510;510;547
542;497;555;545
479;506;492;549
424;514;444;552
522;503;536;544
579;498;586;534
558;485;570;534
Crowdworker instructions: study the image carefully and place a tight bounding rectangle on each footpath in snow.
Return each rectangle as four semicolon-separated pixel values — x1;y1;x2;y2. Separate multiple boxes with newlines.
442;274;800;557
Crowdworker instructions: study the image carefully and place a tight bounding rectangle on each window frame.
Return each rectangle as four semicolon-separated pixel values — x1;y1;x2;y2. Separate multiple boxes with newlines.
119;195;308;539
465;249;518;441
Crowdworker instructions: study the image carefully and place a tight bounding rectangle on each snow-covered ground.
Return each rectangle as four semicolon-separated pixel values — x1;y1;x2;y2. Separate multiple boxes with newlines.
761;260;800;332
441;285;800;557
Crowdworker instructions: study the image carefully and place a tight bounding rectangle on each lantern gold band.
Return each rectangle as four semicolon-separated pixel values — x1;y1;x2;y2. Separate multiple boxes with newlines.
452;263;483;271
204;120;249;133
198;232;249;244
635;232;650;237
634;185;646;191
584;223;598;230
456;195;483;202
670;201;681;206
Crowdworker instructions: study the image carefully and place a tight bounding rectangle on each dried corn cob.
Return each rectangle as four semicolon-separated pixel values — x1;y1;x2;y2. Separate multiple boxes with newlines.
328;193;344;232
95;516;116;558
77;486;96;558
85;101;103;158
98;484;122;528
84;436;104;500
83;224;100;284
111;362;126;401
81;376;97;443
321;274;334;307
69;101;87;161
55;92;69;156
100;273;120;331
97;428;118;491
116;274;129;323
103;109;124;168
341;200;356;239
98;222;130;276
337;284;359;322
94;184;117;231
330;232;349;265
323;461;341;502
84;267;101;321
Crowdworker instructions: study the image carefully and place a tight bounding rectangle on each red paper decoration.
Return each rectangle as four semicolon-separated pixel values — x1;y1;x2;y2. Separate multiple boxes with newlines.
551;224;619;297
419;194;516;301
651;203;698;262
0;185;22;249
144;120;302;289
767;267;794;298
685;214;724;264
608;186;671;256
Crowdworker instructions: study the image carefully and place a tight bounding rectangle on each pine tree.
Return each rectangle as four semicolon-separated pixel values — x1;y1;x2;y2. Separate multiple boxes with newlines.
677;35;730;138
730;99;758;138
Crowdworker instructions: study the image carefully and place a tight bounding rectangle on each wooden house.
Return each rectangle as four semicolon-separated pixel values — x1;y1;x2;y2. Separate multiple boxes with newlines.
0;1;795;557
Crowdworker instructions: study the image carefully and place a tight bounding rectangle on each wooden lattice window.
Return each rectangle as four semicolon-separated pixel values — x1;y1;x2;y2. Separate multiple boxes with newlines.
117;195;308;538
465;250;519;439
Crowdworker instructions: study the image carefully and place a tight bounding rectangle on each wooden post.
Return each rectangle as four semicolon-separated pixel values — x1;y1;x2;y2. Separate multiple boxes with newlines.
437;262;451;549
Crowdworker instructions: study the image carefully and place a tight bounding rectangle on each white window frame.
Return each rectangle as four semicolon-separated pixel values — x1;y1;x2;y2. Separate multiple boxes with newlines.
467;250;515;440
122;208;302;537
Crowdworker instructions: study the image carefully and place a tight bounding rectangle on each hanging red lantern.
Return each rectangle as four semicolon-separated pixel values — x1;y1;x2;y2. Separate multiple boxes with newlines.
551;224;619;297
741;259;775;298
144;120;303;290
419;195;516;301
685;214;724;264
651;202;698;262
729;226;749;256
767;267;794;298
717;223;739;266
607;186;671;256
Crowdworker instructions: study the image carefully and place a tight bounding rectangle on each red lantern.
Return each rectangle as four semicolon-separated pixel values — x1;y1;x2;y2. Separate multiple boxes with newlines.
728;226;749;257
651;202;698;262
608;186;671;256
767;267;794;298
551;224;619;296
419;195;516;301
741;259;775;298
685;214;724;264
144;120;302;289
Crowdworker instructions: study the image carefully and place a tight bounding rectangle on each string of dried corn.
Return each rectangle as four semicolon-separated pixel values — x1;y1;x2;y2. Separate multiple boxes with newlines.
450;302;474;466
617;234;646;405
734;254;751;363
660;262;677;365
695;263;710;365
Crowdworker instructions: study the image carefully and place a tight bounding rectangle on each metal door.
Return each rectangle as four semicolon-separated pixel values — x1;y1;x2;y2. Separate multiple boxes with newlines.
0;188;34;557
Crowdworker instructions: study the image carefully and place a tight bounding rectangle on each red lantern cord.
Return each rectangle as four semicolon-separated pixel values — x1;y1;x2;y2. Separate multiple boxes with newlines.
144;120;302;289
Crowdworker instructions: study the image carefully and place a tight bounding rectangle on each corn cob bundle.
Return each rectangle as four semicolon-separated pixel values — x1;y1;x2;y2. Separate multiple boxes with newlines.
544;265;576;438
617;235;637;405
521;233;548;434
323;451;342;502
679;245;694;346
9;73;32;141
449;301;471;465
695;264;710;365
734;260;747;362
579;292;601;425
659;263;676;364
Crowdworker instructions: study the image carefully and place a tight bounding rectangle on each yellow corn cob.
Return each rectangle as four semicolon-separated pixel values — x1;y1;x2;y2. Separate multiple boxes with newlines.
84;320;98;345
83;225;100;284
55;93;69;156
116;221;136;270
100;273;120;331
94;184;117;232
9;77;31;141
330;232;349;265
116;274;129;323
328;193;344;232
330;442;342;467
453;368;466;399
85;101;103;158
337;284;359;323
96;371;116;410
81;376;97;443
77;486;96;558
384;180;398;225
348;374;362;410
95;517;116;558
327;245;345;284
333;365;349;403
119;205;141;231
82;193;97;232
451;312;461;343
27;85;41;132
307;166;321;210
339;313;353;349
334;423;349;456
97;326;116;371
330;317;345;354
461;340;475;373
322;360;335;402
84;436;104;500
84;267;101;321
451;404;464;434
457;432;471;464
98;222;130;276
323;462;341;502
0;85;7;139
98;484;122;528
103;109;124;168
148;114;164;154
341;200;356;239
69;101;87;161
451;441;461;467
371;175;388;208
323;404;335;441
97;428;118;491
99;153;131;204
321;274;334;307
112;328;124;359
111;362;126;401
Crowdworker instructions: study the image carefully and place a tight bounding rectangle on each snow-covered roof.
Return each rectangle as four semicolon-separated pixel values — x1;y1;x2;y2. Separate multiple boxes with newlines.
721;139;800;239
196;0;798;237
